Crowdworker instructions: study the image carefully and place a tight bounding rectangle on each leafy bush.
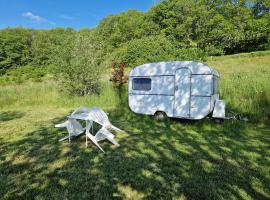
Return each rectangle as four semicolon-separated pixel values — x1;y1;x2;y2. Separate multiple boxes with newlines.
0;65;51;85
175;48;207;61
103;35;207;68
31;28;75;67
55;30;104;96
110;61;128;87
0;28;32;74
258;39;270;51
97;9;159;49
204;45;225;56
106;35;176;68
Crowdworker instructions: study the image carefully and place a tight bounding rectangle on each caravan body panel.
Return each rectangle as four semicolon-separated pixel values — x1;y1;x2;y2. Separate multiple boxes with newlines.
128;61;222;120
128;75;175;117
174;68;191;118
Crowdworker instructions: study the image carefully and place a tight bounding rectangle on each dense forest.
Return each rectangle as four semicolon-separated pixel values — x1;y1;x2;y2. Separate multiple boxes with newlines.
0;0;269;94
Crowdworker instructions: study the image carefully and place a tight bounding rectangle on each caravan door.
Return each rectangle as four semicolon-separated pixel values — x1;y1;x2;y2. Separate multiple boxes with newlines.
174;68;191;118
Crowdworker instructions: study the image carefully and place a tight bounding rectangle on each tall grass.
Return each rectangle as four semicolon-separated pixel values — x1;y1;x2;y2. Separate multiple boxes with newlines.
207;54;270;121
220;72;269;119
0;51;269;122
0;81;119;110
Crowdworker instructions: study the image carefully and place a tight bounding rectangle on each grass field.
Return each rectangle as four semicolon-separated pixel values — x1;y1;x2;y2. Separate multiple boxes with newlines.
0;51;269;199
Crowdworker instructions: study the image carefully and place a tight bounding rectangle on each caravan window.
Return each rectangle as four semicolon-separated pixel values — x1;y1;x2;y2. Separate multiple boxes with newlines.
132;78;151;91
213;76;219;94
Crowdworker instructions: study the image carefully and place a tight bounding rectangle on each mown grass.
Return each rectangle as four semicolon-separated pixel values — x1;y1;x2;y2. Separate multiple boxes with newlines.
0;51;269;199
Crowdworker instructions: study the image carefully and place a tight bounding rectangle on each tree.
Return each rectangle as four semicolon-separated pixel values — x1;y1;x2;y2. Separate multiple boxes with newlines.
31;28;75;67
1;0;270;79
97;9;159;49
108;34;176;68
55;30;104;95
104;34;206;69
0;27;32;74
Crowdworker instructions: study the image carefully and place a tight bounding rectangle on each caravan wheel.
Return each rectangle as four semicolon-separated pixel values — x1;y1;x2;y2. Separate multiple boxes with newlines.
154;111;167;120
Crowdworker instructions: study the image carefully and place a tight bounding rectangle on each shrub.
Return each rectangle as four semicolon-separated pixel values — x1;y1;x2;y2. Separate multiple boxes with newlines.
0;65;51;85
55;30;103;96
103;35;207;68
204;45;225;56
105;35;176;68
0;28;32;74
110;61;128;87
175;48;207;61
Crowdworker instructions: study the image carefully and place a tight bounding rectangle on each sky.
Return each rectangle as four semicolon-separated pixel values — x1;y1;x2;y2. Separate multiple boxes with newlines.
0;0;157;29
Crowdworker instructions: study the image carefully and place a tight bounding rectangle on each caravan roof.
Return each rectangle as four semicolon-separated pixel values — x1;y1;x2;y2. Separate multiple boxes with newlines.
129;61;219;77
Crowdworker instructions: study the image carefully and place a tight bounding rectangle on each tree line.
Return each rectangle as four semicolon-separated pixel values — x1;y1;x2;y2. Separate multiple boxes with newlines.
0;0;269;94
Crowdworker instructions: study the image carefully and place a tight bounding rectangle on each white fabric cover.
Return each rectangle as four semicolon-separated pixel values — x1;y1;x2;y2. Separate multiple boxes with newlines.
55;106;124;152
55;119;85;142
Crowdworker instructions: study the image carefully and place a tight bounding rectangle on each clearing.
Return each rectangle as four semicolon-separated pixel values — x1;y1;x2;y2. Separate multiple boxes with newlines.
0;51;269;199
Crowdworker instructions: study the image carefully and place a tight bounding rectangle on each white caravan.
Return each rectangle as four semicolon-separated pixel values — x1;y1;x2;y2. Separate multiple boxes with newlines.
128;61;225;120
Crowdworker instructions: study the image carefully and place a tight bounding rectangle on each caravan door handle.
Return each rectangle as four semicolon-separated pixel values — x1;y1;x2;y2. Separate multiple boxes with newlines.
190;104;196;108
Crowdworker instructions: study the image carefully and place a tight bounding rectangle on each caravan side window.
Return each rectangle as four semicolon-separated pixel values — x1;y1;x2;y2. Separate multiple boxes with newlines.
132;78;151;91
213;76;219;94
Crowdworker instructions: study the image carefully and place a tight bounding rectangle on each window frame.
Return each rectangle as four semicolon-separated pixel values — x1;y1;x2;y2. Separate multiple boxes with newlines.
132;77;152;91
212;76;219;95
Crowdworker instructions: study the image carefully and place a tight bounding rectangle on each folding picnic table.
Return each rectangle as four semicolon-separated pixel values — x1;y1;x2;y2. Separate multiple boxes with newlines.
55;106;125;152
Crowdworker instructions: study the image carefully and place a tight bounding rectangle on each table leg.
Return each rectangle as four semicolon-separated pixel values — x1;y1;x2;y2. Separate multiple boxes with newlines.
86;132;88;147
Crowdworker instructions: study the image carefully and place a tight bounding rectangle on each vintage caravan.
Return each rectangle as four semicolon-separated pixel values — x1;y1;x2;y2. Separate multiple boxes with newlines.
128;61;225;120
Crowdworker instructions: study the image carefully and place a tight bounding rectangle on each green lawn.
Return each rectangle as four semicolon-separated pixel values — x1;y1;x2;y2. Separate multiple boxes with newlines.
0;52;269;199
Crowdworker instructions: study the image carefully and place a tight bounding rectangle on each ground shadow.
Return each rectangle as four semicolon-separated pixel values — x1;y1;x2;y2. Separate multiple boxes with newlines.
0;94;269;199
0;111;25;122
